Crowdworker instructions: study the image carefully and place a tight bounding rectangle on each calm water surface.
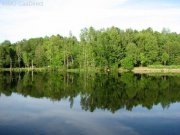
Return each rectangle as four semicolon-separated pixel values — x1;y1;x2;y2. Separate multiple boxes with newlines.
0;72;180;135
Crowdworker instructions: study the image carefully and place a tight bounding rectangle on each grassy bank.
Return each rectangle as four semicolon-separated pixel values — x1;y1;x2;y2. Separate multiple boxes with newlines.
132;66;180;74
1;65;180;74
0;68;50;72
148;65;180;69
0;67;101;73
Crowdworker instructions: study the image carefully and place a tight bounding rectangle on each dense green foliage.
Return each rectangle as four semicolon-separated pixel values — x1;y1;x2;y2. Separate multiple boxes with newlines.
121;57;134;70
0;27;180;70
0;72;180;112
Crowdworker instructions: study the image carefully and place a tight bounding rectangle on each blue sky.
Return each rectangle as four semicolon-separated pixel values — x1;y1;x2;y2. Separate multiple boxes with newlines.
0;0;180;43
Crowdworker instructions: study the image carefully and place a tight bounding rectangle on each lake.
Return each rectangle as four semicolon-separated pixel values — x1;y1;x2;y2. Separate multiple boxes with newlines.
0;72;180;135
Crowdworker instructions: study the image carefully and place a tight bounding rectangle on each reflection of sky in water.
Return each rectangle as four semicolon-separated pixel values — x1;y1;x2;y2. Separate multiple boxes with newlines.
0;93;180;135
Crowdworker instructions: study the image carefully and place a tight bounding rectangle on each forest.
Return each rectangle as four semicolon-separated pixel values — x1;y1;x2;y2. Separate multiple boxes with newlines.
0;27;180;70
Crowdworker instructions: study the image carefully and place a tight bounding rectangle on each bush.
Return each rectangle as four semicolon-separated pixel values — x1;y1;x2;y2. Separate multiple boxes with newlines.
121;57;134;70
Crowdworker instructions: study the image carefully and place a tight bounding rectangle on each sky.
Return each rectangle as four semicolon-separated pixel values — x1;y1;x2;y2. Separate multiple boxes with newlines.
0;0;180;43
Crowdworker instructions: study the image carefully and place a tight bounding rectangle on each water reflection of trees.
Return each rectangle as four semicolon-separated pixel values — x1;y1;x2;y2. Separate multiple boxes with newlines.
0;72;180;112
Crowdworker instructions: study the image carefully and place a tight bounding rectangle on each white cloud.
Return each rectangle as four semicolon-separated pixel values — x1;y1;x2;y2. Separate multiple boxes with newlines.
0;0;180;43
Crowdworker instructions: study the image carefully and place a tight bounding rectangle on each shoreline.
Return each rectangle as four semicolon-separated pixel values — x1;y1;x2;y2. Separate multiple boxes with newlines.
132;67;180;73
0;67;180;73
0;68;100;73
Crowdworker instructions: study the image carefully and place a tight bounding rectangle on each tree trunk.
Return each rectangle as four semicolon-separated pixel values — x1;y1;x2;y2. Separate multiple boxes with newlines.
18;58;20;68
64;50;66;69
10;58;12;71
66;56;68;69
71;55;74;66
31;60;33;70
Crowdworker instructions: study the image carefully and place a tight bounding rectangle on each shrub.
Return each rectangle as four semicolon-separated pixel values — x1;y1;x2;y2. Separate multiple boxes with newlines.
121;57;134;70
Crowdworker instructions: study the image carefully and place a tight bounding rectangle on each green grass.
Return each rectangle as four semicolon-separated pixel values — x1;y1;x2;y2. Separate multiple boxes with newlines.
118;68;129;72
0;67;102;73
0;68;50;72
67;68;99;73
1;65;180;73
147;65;180;69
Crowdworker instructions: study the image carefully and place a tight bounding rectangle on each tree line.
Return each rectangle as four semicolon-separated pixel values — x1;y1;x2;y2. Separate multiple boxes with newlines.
0;27;180;70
